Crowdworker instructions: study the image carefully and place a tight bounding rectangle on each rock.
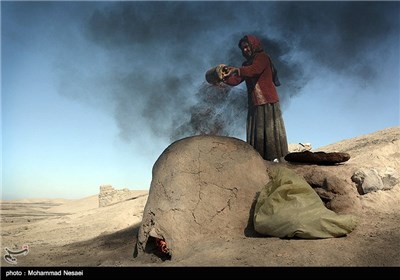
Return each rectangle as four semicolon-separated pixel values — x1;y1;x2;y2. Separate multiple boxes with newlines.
281;162;362;213
98;185;146;207
351;167;400;194
288;143;312;153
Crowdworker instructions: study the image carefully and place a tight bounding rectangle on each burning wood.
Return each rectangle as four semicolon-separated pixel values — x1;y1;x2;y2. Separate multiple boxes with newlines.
155;238;169;254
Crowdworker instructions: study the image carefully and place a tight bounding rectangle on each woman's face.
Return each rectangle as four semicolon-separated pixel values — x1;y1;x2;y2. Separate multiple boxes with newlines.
240;41;252;59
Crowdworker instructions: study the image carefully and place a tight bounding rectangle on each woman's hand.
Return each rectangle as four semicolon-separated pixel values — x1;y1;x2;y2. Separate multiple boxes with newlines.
223;66;238;78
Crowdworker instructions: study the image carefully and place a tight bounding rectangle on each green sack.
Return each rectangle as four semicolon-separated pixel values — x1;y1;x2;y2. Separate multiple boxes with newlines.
254;166;358;238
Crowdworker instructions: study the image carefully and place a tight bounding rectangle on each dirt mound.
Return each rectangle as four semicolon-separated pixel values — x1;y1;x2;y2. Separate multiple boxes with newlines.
317;126;400;170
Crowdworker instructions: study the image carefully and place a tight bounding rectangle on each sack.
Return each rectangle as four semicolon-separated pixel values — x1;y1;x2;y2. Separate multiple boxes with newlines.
268;56;281;87
253;166;358;239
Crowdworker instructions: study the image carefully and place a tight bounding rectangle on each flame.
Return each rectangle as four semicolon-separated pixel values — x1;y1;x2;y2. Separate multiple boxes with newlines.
155;238;169;254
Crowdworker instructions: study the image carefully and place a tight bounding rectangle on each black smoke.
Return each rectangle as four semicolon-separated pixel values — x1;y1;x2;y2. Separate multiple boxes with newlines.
172;83;247;142
270;1;398;79
78;1;399;143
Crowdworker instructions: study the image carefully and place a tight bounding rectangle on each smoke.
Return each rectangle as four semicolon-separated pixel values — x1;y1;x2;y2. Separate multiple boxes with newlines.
269;1;398;78
172;83;247;142
75;1;398;144
83;1;249;142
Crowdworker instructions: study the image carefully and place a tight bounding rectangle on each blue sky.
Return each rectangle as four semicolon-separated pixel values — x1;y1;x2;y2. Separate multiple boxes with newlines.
2;1;399;200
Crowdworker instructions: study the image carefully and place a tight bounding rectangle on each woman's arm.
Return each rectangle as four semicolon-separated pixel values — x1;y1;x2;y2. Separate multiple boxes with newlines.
222;67;244;86
238;53;268;78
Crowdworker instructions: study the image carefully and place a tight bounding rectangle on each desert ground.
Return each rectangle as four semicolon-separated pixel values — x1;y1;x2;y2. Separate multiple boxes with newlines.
1;127;399;268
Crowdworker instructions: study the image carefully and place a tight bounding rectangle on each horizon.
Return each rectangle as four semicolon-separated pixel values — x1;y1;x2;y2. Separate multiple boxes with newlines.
1;125;398;202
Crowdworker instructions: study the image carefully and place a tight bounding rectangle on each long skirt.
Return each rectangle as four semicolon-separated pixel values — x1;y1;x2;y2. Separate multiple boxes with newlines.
247;102;289;161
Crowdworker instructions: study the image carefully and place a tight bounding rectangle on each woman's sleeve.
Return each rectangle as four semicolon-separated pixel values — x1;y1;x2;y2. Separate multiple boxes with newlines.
223;74;244;86
238;53;268;78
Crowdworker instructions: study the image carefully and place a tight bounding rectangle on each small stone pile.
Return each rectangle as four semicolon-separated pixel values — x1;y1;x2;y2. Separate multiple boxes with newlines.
98;185;142;207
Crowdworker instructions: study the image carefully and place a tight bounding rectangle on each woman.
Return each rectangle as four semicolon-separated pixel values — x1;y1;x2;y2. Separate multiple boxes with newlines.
224;35;288;161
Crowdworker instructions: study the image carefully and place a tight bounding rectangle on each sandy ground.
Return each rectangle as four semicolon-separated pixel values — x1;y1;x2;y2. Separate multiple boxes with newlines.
1;127;399;268
1;187;399;268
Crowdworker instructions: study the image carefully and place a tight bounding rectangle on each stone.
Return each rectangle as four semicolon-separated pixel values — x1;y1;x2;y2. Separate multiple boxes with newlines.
98;185;146;207
351;167;399;194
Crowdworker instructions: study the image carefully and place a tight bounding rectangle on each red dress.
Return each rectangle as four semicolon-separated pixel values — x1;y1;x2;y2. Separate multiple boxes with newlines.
224;35;279;106
224;35;288;161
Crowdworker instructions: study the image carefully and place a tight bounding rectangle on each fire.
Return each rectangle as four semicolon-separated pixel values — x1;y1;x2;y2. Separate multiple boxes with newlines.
155;238;169;254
